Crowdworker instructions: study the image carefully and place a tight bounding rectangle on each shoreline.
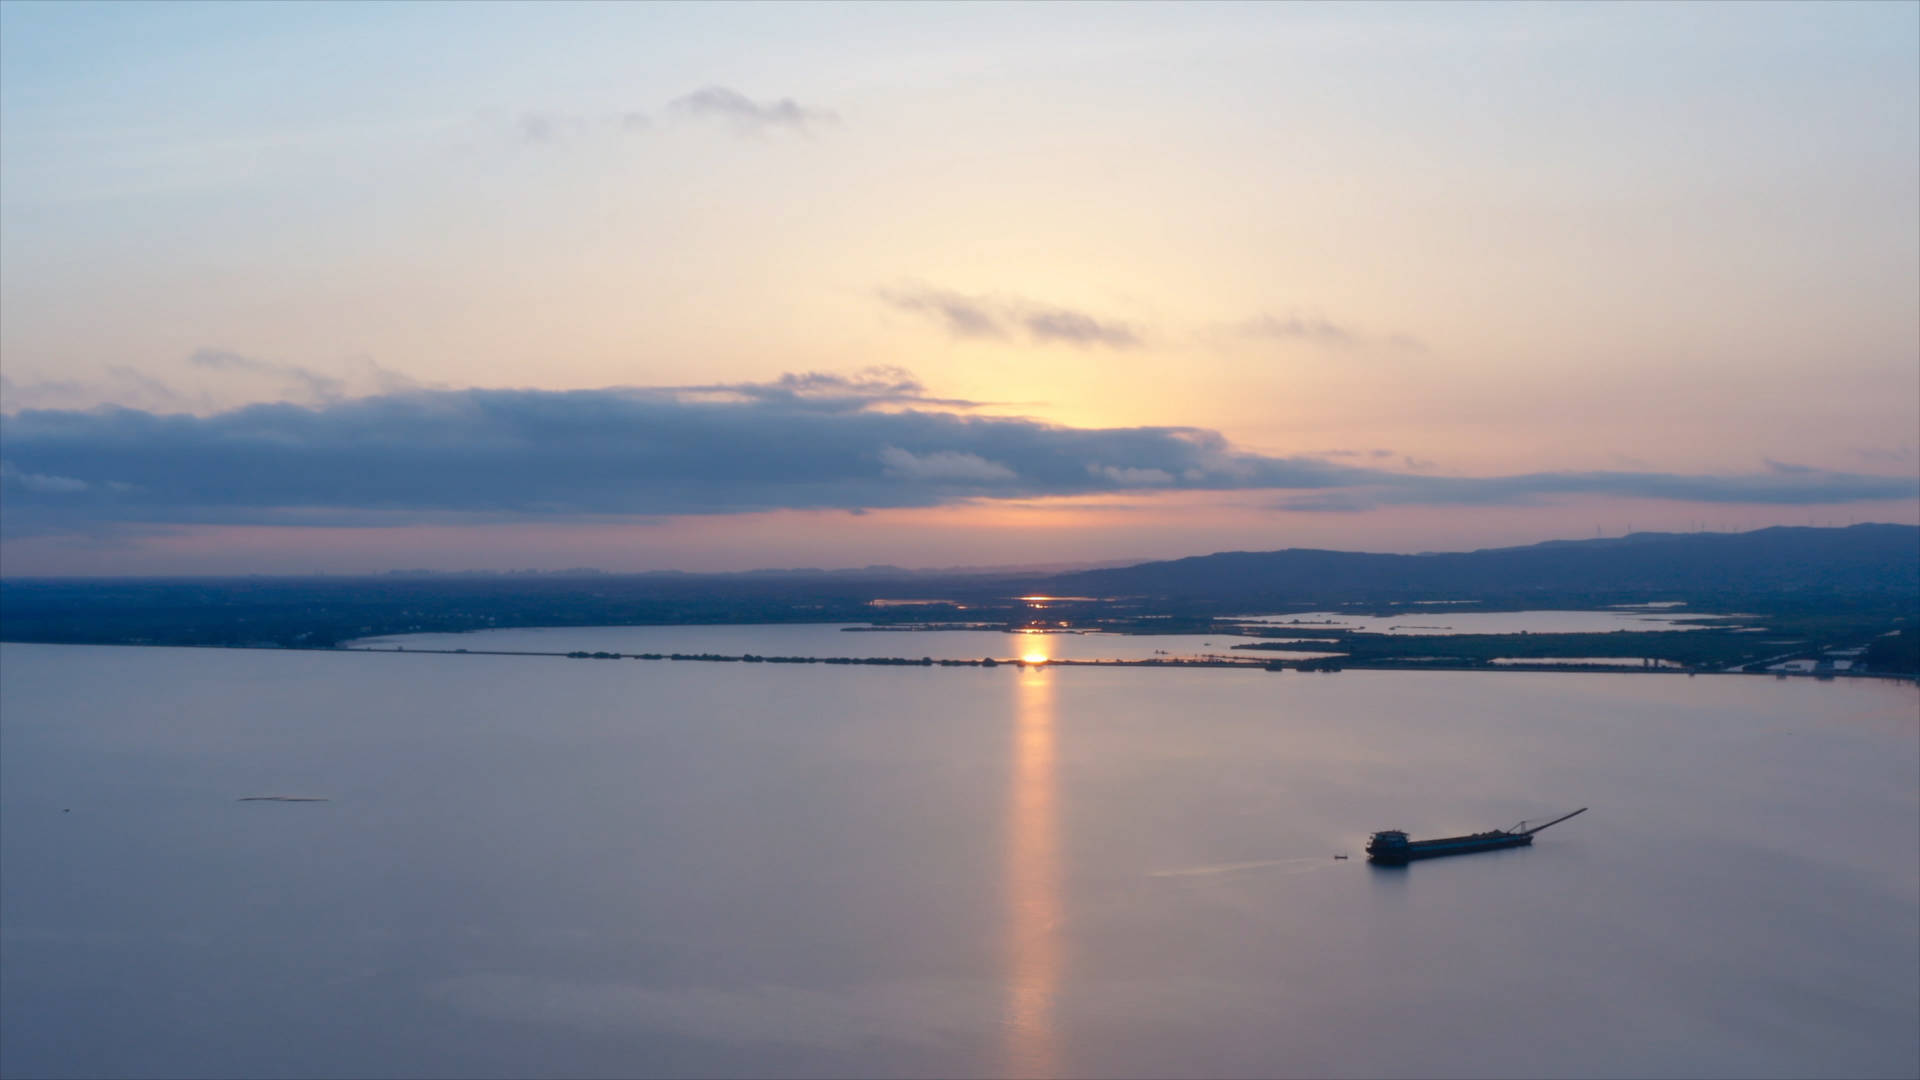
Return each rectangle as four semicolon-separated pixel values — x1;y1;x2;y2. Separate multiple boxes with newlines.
2;638;1910;682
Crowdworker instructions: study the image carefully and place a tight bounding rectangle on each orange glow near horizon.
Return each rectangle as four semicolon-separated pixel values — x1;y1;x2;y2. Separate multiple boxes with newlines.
4;493;1914;578
1004;663;1061;1077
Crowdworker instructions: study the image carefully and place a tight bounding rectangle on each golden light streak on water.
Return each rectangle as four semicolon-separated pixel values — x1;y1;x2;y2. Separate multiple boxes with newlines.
1002;663;1061;1078
1017;630;1053;668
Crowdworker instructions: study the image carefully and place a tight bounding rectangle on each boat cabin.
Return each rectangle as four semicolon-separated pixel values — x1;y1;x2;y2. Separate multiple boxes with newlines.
1366;830;1410;858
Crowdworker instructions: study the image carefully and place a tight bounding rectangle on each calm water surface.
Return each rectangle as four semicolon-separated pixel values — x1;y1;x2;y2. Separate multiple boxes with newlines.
2;639;1914;1079
353;609;1736;661
352;624;1272;661
1223;609;1735;635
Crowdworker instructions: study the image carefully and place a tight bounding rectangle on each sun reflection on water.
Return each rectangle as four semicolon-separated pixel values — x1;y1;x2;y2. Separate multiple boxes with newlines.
1004;662;1061;1077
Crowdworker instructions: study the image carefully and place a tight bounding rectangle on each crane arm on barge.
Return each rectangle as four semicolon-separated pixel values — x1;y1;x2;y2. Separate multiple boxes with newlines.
1509;807;1587;836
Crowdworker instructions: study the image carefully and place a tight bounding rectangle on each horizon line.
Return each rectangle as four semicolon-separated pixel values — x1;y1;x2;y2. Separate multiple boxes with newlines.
2;521;1909;583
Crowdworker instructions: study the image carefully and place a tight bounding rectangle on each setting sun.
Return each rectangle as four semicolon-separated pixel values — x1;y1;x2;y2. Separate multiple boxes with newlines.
1021;652;1050;665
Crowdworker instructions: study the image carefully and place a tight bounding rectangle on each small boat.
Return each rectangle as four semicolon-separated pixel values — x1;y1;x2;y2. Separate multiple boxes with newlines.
1366;807;1586;864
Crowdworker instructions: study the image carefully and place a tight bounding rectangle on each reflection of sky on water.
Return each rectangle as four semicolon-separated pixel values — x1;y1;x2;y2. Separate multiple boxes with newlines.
354;609;1750;667
1490;657;1687;668
3;643;1914;1079
1225;609;1738;635
353;623;1267;662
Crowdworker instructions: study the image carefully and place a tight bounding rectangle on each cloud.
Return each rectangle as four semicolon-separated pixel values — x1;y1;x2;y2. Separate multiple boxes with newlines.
878;286;1139;349
2;368;204;413
1272;491;1379;513
363;358;429;396
1090;464;1174;486
188;348;345;403
2;373;1913;538
495;109;653;145
0;382;1364;535
673;367;983;412
4;352;437;418
880;447;1017;483
1764;459;1820;475
1856;445;1915;465
876;288;1007;341
1022;306;1139;348
1274;469;1920;512
1240;313;1426;353
1246;314;1355;346
670;86;836;135
0;460;89;493
518;112;560;143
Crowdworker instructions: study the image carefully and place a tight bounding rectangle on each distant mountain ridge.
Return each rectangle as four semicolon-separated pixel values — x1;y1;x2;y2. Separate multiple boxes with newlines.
3;524;1914;648
1047;524;1920;605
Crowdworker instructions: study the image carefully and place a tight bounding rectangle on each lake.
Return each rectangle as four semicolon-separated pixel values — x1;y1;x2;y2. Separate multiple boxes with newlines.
2;637;1915;1079
350;623;1276;662
1222;609;1737;635
351;608;1746;662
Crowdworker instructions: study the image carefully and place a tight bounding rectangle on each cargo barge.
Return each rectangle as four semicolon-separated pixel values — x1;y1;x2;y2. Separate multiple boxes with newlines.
1366;807;1586;864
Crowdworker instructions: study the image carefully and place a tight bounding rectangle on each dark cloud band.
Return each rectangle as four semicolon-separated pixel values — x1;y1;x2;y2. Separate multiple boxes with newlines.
1;379;1912;537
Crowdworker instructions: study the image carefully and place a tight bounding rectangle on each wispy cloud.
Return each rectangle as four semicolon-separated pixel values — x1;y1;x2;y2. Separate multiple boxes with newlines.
0;369;203;414
3;372;1911;539
1856;445;1915;465
509;88;831;145
1274;469;1920;512
880;447;1017;483
188;349;346;403
670;86;836;136
1245;314;1357;346
875;288;1007;341
1239;313;1426;353
518;112;561;144
878;286;1140;349
2;351;432;417
0;460;90;494
1024;306;1139;348
670;367;984;412
493;109;653;146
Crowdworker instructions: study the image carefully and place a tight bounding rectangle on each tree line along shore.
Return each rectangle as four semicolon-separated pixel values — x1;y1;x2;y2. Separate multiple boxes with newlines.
326;637;1916;679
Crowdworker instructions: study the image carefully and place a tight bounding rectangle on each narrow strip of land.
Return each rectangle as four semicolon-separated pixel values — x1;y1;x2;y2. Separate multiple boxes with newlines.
326;645;1912;680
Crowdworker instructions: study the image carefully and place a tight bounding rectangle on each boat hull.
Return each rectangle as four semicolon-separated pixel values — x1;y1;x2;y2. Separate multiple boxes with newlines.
1367;833;1533;864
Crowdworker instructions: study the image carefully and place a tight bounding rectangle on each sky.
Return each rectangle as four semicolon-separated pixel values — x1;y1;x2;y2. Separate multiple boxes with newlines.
1;0;1916;576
